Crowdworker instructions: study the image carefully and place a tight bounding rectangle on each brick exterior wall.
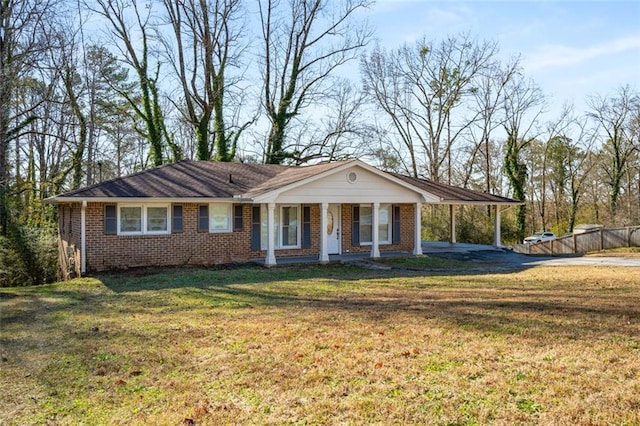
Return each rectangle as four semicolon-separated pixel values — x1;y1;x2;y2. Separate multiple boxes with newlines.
341;204;415;254
58;202;418;273
84;203;255;271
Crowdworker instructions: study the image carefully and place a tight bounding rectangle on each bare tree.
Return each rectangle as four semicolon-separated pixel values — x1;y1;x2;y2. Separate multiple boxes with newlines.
464;58;519;192
0;0;59;235
161;0;251;162
259;0;371;164
587;85;639;223
528;106;573;232
361;45;420;177
502;75;545;241
285;78;367;164
562;116;599;232
89;0;176;166
362;34;499;182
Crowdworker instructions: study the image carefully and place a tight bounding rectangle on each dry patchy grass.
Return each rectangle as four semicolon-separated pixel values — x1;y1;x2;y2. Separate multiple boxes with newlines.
1;264;639;425
587;247;640;257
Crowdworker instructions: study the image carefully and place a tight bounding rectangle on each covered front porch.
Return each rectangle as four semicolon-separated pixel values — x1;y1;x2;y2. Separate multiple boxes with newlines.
259;202;424;267
257;201;511;267
249;160;520;267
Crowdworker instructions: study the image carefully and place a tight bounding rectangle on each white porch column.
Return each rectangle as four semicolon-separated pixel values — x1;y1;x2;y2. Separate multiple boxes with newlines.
413;202;423;255
494;205;502;247
81;200;87;274
266;202;277;266
371;202;380;258
450;204;457;244
319;202;329;263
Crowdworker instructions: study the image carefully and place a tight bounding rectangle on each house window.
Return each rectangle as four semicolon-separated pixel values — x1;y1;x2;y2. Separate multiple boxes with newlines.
260;204;301;249
358;204;392;245
210;203;232;233
120;206;142;233
197;203;233;233
147;206;168;233
281;205;299;248
118;204;170;235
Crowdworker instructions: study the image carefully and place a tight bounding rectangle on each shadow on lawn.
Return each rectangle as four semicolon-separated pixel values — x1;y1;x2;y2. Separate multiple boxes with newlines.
93;262;640;341
96;249;548;293
1;262;638;369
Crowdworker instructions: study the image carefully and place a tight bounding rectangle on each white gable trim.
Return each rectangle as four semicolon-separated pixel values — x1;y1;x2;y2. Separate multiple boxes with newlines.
251;160;440;203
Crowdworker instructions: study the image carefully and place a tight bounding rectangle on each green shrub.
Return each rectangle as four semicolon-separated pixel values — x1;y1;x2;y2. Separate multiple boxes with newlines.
0;225;58;287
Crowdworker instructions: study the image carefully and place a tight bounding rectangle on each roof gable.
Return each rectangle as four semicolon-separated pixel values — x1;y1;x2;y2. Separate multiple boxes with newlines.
254;161;438;204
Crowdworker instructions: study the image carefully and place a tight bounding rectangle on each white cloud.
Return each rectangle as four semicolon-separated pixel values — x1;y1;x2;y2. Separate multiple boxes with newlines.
524;35;640;71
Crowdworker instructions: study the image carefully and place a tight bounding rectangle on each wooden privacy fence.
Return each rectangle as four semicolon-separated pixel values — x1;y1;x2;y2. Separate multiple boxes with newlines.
513;226;640;255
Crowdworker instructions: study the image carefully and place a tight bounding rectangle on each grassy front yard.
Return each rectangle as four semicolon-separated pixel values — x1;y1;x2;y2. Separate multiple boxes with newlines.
1;263;639;425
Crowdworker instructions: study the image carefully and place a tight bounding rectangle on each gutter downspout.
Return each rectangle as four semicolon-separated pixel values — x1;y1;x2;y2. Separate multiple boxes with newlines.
81;200;87;275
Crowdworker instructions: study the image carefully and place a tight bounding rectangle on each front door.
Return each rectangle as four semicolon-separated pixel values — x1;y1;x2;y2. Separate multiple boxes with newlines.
327;204;341;254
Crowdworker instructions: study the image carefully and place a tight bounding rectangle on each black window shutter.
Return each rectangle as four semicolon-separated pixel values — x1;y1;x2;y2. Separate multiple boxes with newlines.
352;206;360;245
302;205;311;248
393;205;401;244
251;205;261;250
104;205;117;234
198;205;209;232
172;205;183;233
233;205;243;231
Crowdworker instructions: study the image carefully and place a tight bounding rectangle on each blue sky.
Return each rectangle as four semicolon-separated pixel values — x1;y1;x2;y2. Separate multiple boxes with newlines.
365;0;640;117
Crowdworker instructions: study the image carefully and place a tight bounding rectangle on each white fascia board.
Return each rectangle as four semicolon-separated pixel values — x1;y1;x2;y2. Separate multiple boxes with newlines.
428;200;524;206
420;193;442;203
44;196;251;204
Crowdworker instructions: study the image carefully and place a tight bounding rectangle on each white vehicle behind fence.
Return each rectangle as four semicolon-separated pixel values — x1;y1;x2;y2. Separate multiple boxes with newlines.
524;232;556;244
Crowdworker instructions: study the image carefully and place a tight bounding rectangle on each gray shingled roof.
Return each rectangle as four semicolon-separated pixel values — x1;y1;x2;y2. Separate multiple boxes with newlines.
50;160;347;200
48;159;520;205
389;173;521;204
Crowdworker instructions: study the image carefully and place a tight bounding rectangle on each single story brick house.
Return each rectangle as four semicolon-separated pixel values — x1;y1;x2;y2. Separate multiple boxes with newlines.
46;159;520;278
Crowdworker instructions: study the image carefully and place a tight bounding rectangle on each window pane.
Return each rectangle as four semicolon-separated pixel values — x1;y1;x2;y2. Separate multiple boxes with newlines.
120;207;141;232
359;206;372;243
147;207;168;232
281;206;298;246
261;206;268;250
379;205;390;242
210;204;230;231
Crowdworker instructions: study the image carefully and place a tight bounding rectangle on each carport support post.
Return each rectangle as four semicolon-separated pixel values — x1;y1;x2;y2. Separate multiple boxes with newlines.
371;202;381;258
319;202;329;263
266;203;277;266
494;205;502;247
449;205;456;244
413;202;423;255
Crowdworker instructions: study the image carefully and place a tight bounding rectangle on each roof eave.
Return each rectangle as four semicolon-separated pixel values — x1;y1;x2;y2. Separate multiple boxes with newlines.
44;196;252;204
433;200;524;205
